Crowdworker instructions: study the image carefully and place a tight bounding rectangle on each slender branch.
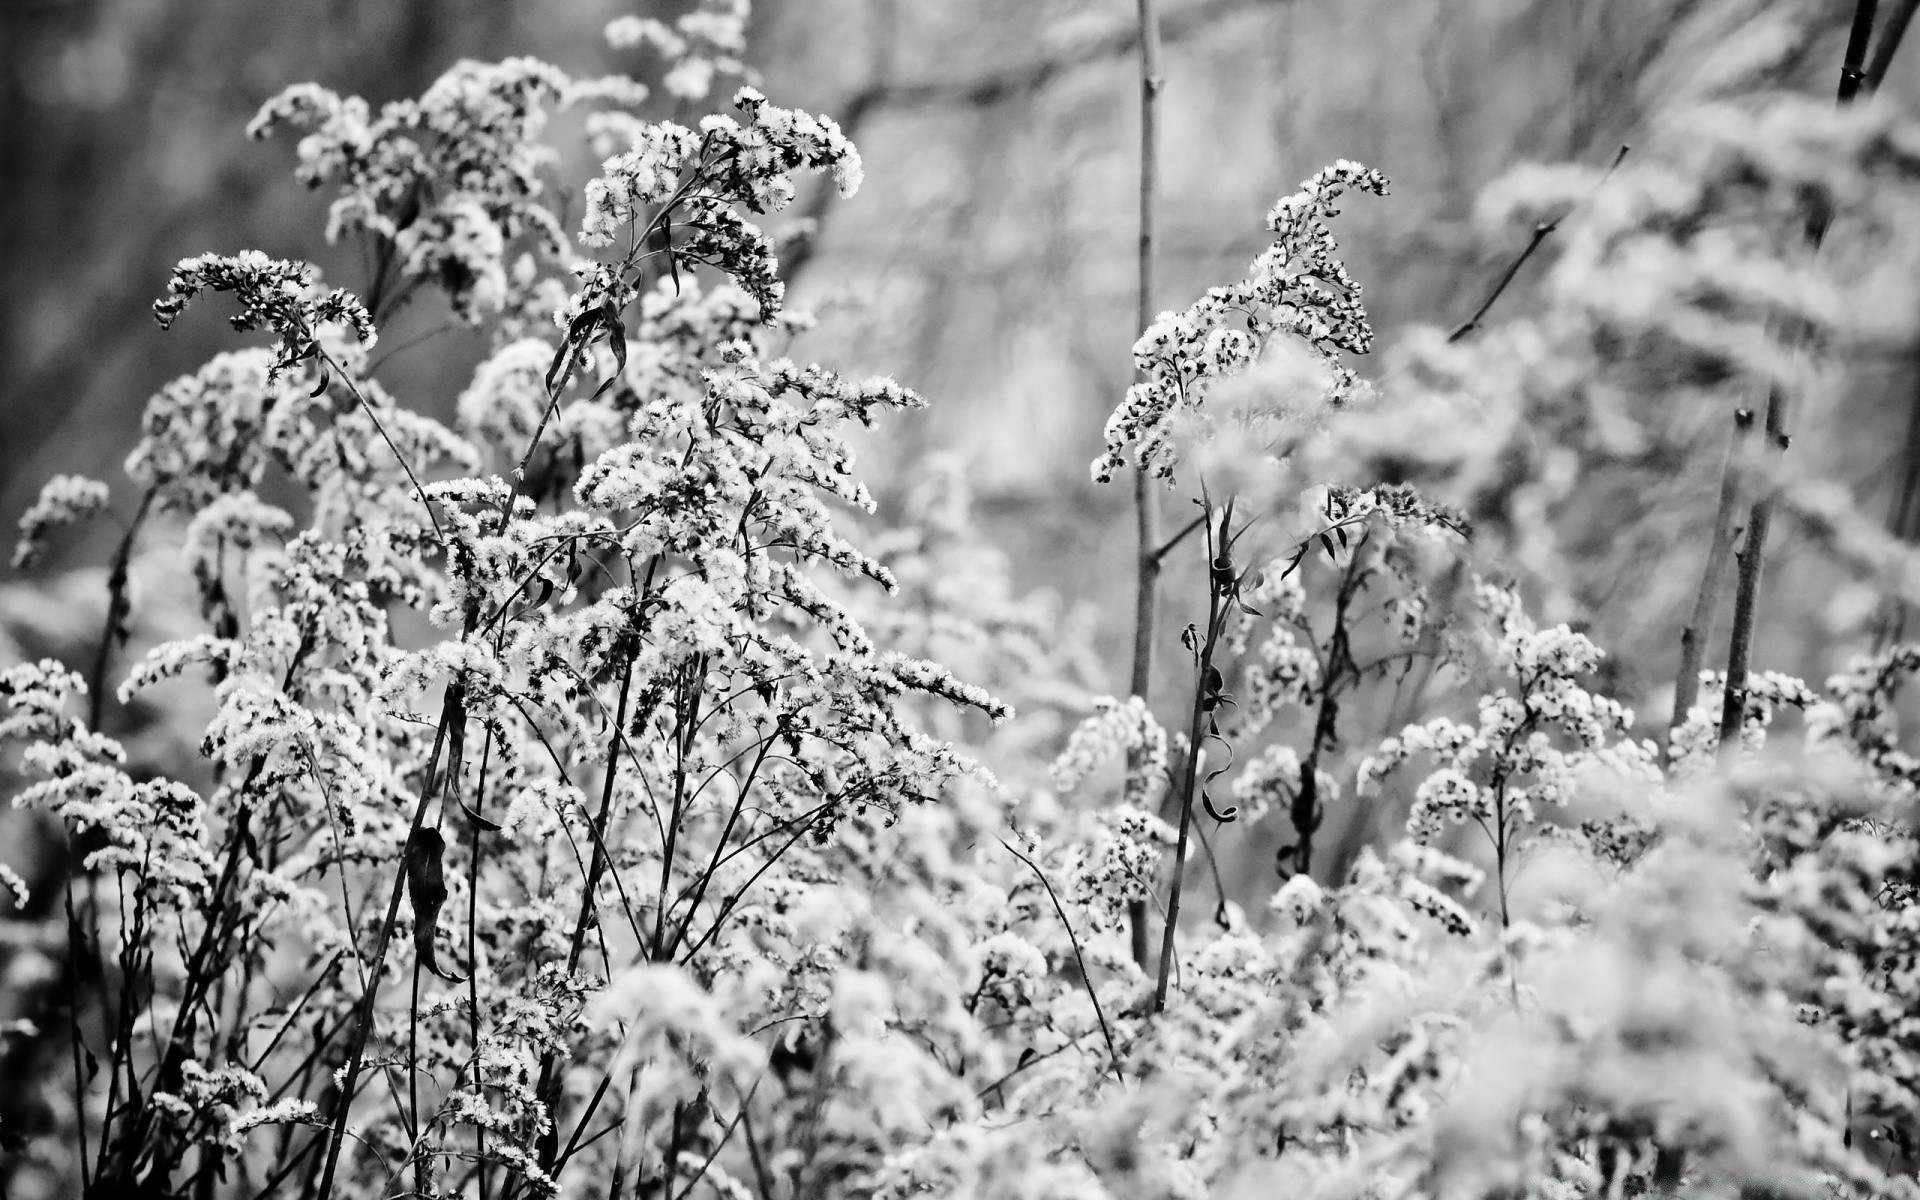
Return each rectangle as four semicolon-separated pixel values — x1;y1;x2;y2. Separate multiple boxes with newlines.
1154;515;1228;1013
1447;145;1628;343
1718;0;1879;747
869;0;1258;112
1149;511;1207;566
1866;0;1920;90
1126;0;1166;974
312;686;462;1200
88;488;156;732
1871;4;1920;645
317;347;445;541
1670;407;1752;744
999;838;1122;1081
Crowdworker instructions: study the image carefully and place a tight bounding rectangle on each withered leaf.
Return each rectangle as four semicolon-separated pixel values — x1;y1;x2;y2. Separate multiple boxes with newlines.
405;827;464;982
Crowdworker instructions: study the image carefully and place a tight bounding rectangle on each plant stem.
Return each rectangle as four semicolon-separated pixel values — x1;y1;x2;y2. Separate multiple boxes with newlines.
1447;145;1627;344
312;686;462;1200
1866;0;1920;90
88;488;155;733
1126;0;1165;973
1154;530;1226;1014
1718;0;1880;747
1671;408;1751;744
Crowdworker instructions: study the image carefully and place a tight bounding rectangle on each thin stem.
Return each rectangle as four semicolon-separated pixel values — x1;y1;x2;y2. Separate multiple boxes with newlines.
1448;145;1628;343
1866;0;1919;90
1149;511;1207;566
61;868;92;1196
313;686;462;1200
1000;839;1122;1081
1718;0;1879;746
1670;407;1751;744
1287;535;1369;878
318;346;445;541
88;488;156;732
1126;0;1165;974
466;728;496;1200
660;733;778;962
1153;526;1226;1013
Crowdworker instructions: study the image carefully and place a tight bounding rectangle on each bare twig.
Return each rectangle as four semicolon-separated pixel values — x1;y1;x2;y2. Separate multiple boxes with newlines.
1866;0;1920;90
88;487;155;732
1447;145;1628;343
1670;408;1752;744
1000;838;1123;1081
1153;506;1233;1013
1718;0;1880;748
1126;0;1167;975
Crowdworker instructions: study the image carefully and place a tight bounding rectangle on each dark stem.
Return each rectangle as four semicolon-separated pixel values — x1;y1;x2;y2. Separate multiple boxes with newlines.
1718;0;1879;745
1126;0;1165;974
1671;407;1751;745
1865;0;1919;90
1448;145;1628;343
88;488;155;733
312;686;463;1200
1000;839;1123;1080
1152;538;1227;1013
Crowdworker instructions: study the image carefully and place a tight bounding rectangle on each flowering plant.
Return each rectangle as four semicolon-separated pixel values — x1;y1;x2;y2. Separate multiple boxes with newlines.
3;5;1920;1199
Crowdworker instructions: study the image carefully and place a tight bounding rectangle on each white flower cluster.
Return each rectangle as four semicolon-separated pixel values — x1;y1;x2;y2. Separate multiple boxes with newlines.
1360;580;1659;873
249;58;590;322
1093;160;1388;483
1049;694;1168;804
578;86;860;315
1669;667;1817;775
153;251;374;378
607;0;751;102
12;474;109;569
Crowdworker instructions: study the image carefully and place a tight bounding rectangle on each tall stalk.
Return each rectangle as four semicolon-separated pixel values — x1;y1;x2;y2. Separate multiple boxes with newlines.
1716;0;1881;748
1670;408;1750;744
1153;511;1233;1013
1125;0;1165;970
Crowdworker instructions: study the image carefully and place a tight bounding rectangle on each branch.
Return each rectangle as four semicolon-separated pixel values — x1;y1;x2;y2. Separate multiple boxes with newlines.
1148;511;1207;566
1669;407;1751;746
1718;0;1878;748
88;487;155;732
1447;144;1628;343
869;0;1257;112
1000;838;1123;1082
1866;0;1920;90
1126;0;1167;974
1153;506;1232;1014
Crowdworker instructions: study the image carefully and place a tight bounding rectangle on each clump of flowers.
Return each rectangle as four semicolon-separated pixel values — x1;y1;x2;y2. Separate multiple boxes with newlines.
1094;160;1388;483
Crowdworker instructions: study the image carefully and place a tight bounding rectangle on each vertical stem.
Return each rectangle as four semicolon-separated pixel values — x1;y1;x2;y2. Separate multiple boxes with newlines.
1125;0;1165;972
1718;403;1783;748
313;687;461;1200
1866;0;1919;91
1718;0;1879;747
467;728;496;1200
89;488;155;733
1670;408;1750;744
1154;532;1225;1014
